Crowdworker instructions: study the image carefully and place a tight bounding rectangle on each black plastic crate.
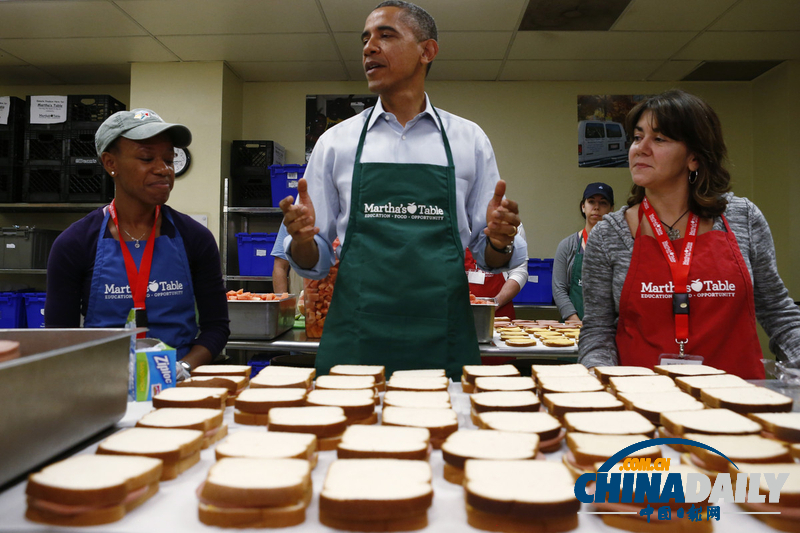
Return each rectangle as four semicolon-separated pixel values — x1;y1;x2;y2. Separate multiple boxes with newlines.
24;130;65;164
65;128;100;164
0;130;24;165
68;95;125;129
0;165;22;203
26;96;67;131
65;163;113;202
230;140;286;177
229;176;271;207
22;164;64;203
0;96;25;132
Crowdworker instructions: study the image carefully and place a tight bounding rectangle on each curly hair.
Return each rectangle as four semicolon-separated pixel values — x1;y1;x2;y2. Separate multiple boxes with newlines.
625;90;731;218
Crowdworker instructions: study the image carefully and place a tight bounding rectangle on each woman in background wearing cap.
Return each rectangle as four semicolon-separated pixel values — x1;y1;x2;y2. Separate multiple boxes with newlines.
579;90;800;378
45;109;230;377
552;183;614;322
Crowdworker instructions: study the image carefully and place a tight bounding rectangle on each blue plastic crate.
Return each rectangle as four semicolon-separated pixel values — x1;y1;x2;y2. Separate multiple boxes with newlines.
269;164;306;207
236;233;278;276
0;292;26;328
23;292;46;328
513;258;555;305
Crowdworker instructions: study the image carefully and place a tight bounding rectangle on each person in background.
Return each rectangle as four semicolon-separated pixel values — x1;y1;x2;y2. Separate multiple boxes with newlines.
579;90;800;378
45;109;230;379
552;183;614;321
270;222;291;294
279;1;526;379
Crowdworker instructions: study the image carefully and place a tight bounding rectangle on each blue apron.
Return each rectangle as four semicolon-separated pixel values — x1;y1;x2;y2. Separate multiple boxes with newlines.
85;207;198;359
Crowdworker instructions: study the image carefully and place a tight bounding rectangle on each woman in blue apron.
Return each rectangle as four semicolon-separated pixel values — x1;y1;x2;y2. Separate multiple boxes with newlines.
45;109;229;377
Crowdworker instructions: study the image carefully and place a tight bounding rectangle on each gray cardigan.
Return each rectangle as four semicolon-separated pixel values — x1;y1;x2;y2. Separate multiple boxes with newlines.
553;231;581;320
579;194;800;368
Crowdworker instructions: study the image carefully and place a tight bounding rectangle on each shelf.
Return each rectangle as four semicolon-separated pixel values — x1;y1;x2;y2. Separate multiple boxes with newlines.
225;275;273;282
0;203;105;213
0;269;47;274
224;207;283;215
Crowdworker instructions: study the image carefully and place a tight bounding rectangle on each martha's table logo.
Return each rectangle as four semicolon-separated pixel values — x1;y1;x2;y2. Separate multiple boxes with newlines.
574;438;790;525
104;279;185;300
640;279;737;300
363;202;444;221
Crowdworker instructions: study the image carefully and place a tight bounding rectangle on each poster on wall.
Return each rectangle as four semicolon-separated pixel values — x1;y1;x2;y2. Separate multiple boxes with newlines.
577;94;648;168
306;94;378;161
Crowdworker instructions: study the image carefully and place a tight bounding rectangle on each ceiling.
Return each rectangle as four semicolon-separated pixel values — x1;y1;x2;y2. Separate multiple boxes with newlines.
0;0;798;85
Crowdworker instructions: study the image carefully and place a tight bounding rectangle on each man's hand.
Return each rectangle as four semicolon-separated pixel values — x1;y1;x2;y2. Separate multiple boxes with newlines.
484;180;521;253
279;178;320;269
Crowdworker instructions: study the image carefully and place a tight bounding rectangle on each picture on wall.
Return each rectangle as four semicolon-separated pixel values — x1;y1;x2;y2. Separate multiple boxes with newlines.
577;94;648;168
306;94;378;161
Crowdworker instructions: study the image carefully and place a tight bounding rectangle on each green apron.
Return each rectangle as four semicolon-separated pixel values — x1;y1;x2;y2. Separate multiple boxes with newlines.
315;106;481;380
568;231;585;320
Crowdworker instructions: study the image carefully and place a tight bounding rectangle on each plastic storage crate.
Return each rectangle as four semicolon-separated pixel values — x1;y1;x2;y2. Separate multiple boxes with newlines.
0;293;25;328
67;95;125;129
230;140;286;177
22;165;64;202
0;96;25;133
24;130;65;164
512;258;555;305
0;165;22;203
269;164;306;207
65;163;113;202
65;128;101;165
0;97;25;166
236;233;278;276
23;293;46;328
229;176;271;207
1;226;61;268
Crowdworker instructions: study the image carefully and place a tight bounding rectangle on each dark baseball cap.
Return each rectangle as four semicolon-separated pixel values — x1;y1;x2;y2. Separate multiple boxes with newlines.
95;108;192;156
583;182;614;204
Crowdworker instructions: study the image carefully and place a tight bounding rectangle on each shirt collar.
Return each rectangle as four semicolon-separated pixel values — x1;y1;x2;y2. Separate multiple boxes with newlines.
366;93;440;131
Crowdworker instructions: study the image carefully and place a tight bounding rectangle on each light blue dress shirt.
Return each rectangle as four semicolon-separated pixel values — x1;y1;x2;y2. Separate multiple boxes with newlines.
270;223;289;261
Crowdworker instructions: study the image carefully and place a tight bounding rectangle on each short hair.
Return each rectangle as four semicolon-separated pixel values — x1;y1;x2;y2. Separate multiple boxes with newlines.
625;90;730;218
374;1;437;74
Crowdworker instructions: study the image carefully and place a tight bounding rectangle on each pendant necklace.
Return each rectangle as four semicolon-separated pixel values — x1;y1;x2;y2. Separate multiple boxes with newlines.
660;209;690;241
123;228;148;248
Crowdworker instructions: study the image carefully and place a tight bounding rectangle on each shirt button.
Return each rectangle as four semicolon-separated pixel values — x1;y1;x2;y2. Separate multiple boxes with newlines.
401;135;406;140
384;115;390;121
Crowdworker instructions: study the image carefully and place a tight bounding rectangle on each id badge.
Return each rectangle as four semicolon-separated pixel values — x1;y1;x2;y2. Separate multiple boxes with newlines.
659;354;704;365
467;270;486;285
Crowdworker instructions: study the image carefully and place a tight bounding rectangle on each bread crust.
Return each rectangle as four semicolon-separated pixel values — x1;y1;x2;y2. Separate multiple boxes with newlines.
701;388;793;414
336;446;428;461
443;462;464;485
268;418;348;438
96;429;203;464
318;434;343;451
542;395;624;419
461;376;475;393
304;399;374;420
235;396;306;414
466;491;580;518
599;512;712;533
178;376;243;394
201;476;309;509
159;450;201;481
198;488;311;528
319;511;428;532
348;412;379;425
319;492;433;521
234;410;271;426
152;392;227;410
465;503;578;533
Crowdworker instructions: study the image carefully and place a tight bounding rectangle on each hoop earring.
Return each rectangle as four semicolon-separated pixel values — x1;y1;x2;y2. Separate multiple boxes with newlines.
689;170;698;184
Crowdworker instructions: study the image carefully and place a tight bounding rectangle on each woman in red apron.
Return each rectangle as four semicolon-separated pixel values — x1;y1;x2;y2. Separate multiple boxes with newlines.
579;90;800;378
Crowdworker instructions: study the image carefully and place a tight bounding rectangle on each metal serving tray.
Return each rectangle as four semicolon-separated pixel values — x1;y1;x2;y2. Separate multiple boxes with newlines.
227;295;297;340
471;297;497;343
0;328;132;487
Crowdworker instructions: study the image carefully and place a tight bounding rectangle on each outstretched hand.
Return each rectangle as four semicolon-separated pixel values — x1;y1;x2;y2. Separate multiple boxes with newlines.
483;180;520;249
279;178;319;245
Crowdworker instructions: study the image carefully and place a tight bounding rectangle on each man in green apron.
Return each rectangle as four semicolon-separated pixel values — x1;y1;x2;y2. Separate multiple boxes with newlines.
280;1;527;379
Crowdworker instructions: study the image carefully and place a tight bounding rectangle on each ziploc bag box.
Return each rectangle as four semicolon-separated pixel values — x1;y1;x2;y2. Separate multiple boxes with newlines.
134;338;177;401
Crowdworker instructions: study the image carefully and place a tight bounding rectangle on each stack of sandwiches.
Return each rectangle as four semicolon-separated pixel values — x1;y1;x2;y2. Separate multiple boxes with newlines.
315;375;379;405
152;387;228;410
461;364;519;393
382;406;458;449
469;390;540;424
178;375;248;406
475;411;564;452
337;425;431;460
330;364;386;391
563;410;656;438
250;366;315;390
750;412;800;443
441;430;540;484
305;388;377;425
96;427;203;480
136;407;227;448
542;391;624;421
233;387;307;425
267;406;348;451
215;432;317;466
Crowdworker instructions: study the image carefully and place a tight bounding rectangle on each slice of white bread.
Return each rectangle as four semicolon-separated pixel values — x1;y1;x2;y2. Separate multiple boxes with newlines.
441;430;539;484
215;432;317;463
330;365;385;380
96;427;203;480
618;390;705;425
268;406;348;441
683;433;791;472
306;389;376;423
337;425;430;460
198;458;312;528
383;391;451;409
319;459;432;529
463;364;520;384
608;375;677;395
661;409;762;438
530;363;588;379
136;407;226;449
542;391;624;419
386;375;449;392
701;386;793;414
464;460;580;533
234;387;308;426
593;366;655;384
476;412;561;441
192;364;251;379
675;373;754;398
565;433;661;472
537;375;604;395
654;364;725;378
470;391;540;413
381;406;458;448
564;411;656;437
474;376;535;393
250;366;315;389
316;374;376;391
179;375;248;393
25;455;162;527
391;369;446;379
152;387;228;410
750;412;800;442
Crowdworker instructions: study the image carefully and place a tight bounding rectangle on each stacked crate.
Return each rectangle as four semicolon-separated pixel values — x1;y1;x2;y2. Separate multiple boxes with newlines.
0;97;26;202
229;140;286;207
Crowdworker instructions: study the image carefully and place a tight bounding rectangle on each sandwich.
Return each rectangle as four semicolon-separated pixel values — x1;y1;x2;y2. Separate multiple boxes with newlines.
592;365;655;385
152;387;228;410
660;408;762;440
250;366;315;390
470;390;540;425
234;387;307;425
25;454;162;526
530;363;588;380
268;406;348;451
390;369;446;379
383;390;451;409
474;376;535;393
319;459;433;532
537;375;604;396
441;430;539;485
700;386;793;414
381;406;458;449
464;460;580;533
750;412;800;443
315;374;376;392
215;432;317;466
675;373;754;398
191;364;251;379
136;407;227;449
616;390;705;424
337;425;431;460
608;375;678;395
681;433;791;481
198;458;312;528
563;433;661;480
386;375;449;392
734;463;800;532
178;375;248;406
653;364;725;378
0;339;21;362
305;389;377;425
461;364;519;393
96;427;203;480
542;391;624;420
475;411;564;452
564;410;656;437
330;364;386;391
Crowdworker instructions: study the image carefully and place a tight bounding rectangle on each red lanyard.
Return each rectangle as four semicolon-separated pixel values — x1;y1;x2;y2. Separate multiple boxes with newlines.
581;228;589;251
108;200;160;312
641;197;699;353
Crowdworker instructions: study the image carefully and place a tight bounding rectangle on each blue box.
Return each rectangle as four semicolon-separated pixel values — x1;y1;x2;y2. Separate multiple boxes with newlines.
23;292;46;328
236;233;278;276
269;164;306;207
513;258;555;305
0;292;25;328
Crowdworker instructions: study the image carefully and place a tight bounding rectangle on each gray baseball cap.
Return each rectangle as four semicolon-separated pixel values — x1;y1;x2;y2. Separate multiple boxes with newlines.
95;108;192;156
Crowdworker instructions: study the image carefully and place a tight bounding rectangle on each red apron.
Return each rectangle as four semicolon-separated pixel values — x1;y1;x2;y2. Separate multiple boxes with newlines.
464;248;516;320
616;212;764;378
